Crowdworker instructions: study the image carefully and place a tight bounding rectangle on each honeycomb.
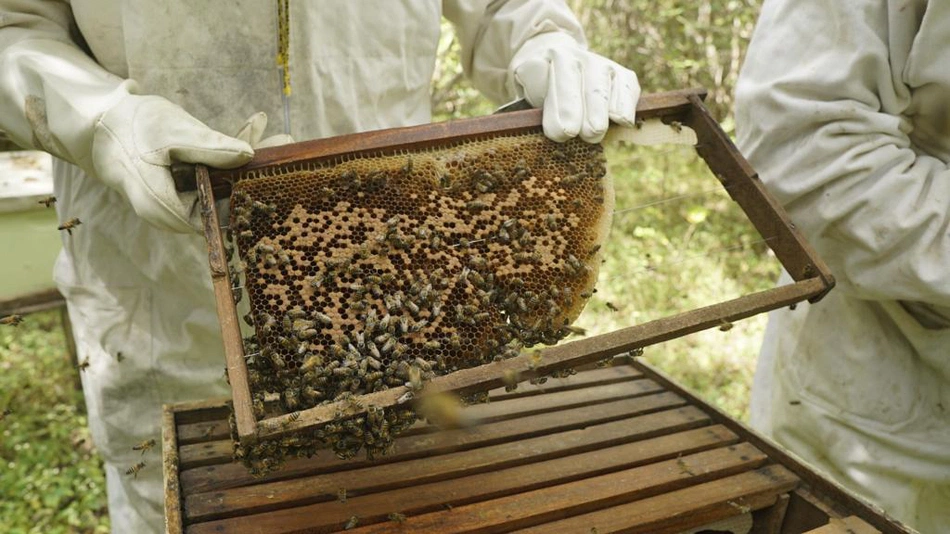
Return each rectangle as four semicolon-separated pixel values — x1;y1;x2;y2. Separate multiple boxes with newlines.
227;132;612;473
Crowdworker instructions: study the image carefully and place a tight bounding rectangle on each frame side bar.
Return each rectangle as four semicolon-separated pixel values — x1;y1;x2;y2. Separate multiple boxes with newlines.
196;166;257;441
162;405;183;534
683;94;834;301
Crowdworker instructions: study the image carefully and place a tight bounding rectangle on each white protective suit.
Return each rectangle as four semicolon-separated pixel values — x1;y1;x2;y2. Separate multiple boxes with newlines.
0;1;639;532
736;1;950;531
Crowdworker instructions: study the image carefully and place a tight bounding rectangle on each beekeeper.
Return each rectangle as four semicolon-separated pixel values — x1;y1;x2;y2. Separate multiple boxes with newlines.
0;1;639;531
736;1;950;531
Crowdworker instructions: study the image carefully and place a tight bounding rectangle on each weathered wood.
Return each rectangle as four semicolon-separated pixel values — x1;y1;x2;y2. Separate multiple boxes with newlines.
0;288;64;316
180;390;688;473
803;516;882;534
162;405;183;534
165;364;912;534
175;366;645;446
752;492;790;534
334;443;770;534
684;94;834;301
188;441;764;534
195;166;256;440
185;419;732;523
485;364;643;401
632;361;914;534
512;465;800;534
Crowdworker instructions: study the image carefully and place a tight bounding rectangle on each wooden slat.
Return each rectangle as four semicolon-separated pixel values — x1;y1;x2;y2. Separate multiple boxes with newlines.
328;443;769;534
185;415;729;522
485;364;642;401
751;492;790;534
512;465;799;534
188;439;763;534
804;516;882;534
179;391;690;490
633;362;915;534
178;381;671;468
175;371;651;446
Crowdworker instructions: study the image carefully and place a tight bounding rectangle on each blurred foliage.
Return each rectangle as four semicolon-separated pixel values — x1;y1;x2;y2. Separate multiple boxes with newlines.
570;0;760;127
0;311;109;533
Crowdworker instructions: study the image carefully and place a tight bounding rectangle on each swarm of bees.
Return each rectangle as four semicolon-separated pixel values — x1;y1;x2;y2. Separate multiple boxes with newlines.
226;132;612;474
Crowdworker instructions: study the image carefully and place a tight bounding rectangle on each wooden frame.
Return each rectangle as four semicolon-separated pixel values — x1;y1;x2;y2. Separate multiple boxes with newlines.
188;89;835;445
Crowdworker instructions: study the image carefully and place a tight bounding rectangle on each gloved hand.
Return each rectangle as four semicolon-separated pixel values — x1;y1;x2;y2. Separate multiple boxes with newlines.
509;33;640;143
232;112;295;150
92;95;256;233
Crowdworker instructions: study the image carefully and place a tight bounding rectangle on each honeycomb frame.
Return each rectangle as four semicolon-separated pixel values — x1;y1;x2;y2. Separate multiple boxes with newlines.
192;89;835;452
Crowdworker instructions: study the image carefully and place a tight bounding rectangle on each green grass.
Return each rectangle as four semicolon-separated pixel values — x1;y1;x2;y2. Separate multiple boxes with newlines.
0;311;109;533
0;133;780;534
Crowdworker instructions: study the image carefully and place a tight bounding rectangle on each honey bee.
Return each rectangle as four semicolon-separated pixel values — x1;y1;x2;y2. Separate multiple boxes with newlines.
78;357;90;372
300;354;323;372
337;487;347;503
344;516;360;530
605;302;620;312
288;411;301;422
466;200;488;211
0;408;12;422
58;217;82;235
0;314;23;327
669;120;683;133
388;512;407;523
132;438;156;455
38;195;56;208
562;325;587;337
718;320;734;332
125;461;147;478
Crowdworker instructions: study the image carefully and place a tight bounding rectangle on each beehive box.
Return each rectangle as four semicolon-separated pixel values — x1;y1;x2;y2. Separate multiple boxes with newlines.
162;357;912;534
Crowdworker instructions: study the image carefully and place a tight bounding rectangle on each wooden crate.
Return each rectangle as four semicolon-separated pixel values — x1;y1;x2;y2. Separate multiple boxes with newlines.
163;358;911;534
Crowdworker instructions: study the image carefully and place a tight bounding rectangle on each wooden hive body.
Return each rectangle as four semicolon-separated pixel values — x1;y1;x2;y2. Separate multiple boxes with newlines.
163;358;911;534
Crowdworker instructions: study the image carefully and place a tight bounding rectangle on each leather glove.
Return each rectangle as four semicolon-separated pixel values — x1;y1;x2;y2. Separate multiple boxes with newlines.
509;33;640;143
92;94;255;233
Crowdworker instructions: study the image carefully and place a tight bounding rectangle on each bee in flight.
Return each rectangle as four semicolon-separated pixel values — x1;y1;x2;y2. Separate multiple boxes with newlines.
132;438;156;455
0;314;23;327
125;461;146;478
38;195;56;208
58;217;82;235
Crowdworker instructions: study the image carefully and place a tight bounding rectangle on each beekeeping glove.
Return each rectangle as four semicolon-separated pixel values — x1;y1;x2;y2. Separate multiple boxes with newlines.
232;112;295;149
0;39;255;234
509;33;640;143
93;94;259;233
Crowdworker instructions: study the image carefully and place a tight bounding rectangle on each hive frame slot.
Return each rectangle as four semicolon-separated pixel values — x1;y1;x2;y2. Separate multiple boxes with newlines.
192;89;834;445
